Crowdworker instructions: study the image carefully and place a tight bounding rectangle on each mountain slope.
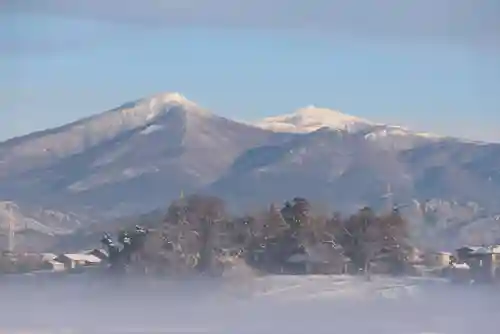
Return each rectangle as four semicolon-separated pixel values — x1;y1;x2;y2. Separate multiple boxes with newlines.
207;128;500;212
0;92;499;248
0;93;277;216
207;128;408;210
0;93;203;178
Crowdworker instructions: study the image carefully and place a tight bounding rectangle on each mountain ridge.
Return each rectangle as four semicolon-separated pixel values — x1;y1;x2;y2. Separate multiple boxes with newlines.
0;91;499;250
0;91;474;148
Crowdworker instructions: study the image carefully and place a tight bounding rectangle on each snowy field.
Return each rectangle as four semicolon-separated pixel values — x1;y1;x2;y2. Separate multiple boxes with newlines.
0;273;498;333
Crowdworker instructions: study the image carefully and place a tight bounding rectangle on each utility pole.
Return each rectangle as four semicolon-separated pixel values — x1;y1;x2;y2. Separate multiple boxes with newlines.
8;219;14;253
1;201;16;253
7;205;15;253
381;183;394;212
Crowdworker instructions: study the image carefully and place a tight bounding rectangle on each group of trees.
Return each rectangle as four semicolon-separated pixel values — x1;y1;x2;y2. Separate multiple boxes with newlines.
112;194;413;277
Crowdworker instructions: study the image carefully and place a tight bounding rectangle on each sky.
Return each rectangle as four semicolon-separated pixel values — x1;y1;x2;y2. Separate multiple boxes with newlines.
1;0;499;142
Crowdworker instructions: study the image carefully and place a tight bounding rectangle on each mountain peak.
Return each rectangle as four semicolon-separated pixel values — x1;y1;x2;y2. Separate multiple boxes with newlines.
254;106;373;133
143;92;195;107
135;91;205;113
113;91;210;125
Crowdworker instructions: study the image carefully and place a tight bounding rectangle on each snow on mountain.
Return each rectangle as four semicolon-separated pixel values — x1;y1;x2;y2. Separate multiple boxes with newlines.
254;105;374;133
253;105;443;149
121;92;208;120
0;92;207;176
363;125;441;141
0;91;277;218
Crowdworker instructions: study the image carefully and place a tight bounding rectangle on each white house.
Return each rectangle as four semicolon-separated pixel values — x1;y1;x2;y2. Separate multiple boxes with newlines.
40;253;58;262
42;260;66;272
55;253;102;269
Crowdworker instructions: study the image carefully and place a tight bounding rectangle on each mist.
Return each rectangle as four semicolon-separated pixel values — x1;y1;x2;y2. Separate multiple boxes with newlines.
1;274;498;333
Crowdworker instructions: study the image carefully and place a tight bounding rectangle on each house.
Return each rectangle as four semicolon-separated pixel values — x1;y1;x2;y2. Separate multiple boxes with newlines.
84;248;108;261
40;253;63;272
454;245;500;282
40;253;57;262
406;247;423;264
448;262;471;283
456;246;483;262
424;251;452;268
284;243;349;275
55;253;102;270
42;260;65;272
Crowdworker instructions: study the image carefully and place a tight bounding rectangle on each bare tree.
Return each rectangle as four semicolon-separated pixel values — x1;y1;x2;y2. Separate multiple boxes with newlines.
378;210;412;274
96;194;412;278
337;207;385;278
161;195;228;275
261;203;288;240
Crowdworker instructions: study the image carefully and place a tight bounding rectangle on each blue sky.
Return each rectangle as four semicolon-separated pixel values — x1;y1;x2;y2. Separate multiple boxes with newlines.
1;1;499;142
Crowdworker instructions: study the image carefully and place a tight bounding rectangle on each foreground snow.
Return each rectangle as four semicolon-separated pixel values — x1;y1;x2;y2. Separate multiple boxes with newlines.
1;274;498;333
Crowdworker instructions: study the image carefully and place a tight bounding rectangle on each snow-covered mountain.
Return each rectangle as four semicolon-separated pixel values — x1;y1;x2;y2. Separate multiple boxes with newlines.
254;105;374;133
253;105;443;150
0;92;275;217
0;93;442;180
0;92;207;178
0;91;499;250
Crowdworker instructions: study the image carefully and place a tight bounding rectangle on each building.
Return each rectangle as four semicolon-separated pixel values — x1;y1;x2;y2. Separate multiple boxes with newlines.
40;253;57;262
84;248;108;261
448;262;471;283
456;246;483;262
42;260;65;272
424;251;452;268
55;253;102;270
284;244;349;275
455;245;500;282
406;247;423;264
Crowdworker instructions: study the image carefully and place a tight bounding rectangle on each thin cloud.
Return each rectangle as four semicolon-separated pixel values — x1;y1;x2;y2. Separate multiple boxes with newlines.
5;0;500;49
0;9;142;56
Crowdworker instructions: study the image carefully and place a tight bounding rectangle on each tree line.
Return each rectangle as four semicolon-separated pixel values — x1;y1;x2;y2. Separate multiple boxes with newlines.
110;194;413;277
0;194;413;276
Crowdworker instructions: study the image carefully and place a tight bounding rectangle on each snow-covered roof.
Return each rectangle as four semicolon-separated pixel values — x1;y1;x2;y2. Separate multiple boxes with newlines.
451;263;470;270
431;251;452;256
41;253;57;261
470;247;491;255
84;248;108;258
58;253;101;263
459;245;500;255
457;246;479;251
489;245;500;253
